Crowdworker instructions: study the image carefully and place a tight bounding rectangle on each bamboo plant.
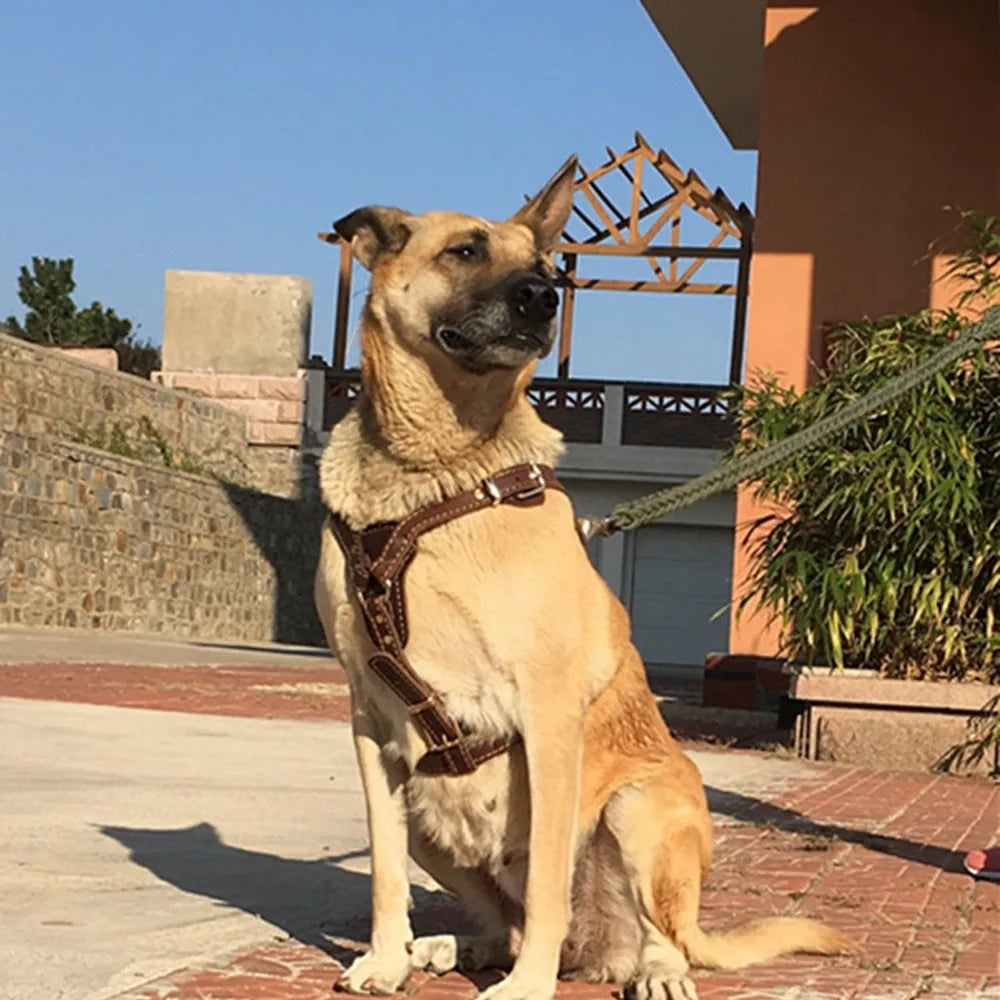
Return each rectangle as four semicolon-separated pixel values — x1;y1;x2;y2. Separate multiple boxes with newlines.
730;212;1000;685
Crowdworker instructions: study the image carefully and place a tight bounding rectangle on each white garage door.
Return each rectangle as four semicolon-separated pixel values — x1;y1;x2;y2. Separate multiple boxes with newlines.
628;524;733;669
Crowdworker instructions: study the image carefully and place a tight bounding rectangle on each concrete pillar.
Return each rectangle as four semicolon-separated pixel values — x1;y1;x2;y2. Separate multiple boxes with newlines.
162;270;311;376
602;383;625;446
302;364;327;449
154;270;314;451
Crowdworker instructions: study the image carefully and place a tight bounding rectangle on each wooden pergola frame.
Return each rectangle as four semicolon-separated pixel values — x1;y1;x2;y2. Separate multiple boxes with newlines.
319;132;754;385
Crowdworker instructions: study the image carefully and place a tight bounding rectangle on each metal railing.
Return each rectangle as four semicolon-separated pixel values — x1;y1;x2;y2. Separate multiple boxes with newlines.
321;370;733;449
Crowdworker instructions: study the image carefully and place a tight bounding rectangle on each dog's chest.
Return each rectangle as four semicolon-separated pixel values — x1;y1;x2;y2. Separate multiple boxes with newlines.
406;750;530;874
325;507;559;878
335;596;521;744
332;583;531;876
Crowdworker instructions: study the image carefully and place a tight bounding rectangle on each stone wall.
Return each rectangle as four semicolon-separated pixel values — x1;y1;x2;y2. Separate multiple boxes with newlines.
2;332;252;484
0;332;325;644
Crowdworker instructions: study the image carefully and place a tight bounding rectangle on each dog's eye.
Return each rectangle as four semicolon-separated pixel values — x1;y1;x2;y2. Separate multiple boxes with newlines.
447;244;480;262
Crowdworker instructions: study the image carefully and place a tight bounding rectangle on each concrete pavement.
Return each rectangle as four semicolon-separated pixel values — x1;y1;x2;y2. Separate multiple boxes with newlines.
0;700;363;1000
0;626;334;669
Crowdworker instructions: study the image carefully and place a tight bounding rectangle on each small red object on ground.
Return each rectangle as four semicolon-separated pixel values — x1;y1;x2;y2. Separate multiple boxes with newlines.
964;847;1000;881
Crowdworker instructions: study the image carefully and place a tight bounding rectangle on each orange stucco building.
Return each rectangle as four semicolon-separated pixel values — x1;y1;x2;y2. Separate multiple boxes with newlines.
644;0;1000;656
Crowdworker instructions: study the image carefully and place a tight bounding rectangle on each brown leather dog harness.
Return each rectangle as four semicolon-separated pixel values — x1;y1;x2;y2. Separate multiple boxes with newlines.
328;462;564;777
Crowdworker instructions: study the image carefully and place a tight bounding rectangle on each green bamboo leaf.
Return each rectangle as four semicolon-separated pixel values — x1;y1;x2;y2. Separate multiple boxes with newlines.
867;609;880;645
829;610;844;669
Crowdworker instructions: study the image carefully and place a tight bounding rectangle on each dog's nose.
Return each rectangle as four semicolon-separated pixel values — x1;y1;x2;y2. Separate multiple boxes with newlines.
508;275;559;322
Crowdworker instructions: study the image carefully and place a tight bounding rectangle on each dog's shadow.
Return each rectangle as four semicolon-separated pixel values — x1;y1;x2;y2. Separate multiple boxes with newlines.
99;821;470;965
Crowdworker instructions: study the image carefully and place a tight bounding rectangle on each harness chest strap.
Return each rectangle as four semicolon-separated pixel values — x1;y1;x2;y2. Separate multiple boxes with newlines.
328;462;565;777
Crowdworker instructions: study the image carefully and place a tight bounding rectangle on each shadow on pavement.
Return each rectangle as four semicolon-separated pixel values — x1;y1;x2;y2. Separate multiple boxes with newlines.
99;821;462;959
102;798;971;975
188;640;333;660
705;786;969;873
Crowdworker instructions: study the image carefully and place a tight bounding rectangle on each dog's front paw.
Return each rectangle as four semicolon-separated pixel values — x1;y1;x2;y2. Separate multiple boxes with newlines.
336;949;411;995
473;970;556;1000
410;934;458;974
624;969;698;1000
410;933;512;975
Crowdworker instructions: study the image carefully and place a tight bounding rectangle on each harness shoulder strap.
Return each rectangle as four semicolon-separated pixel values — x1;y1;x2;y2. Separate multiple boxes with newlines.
328;462;564;777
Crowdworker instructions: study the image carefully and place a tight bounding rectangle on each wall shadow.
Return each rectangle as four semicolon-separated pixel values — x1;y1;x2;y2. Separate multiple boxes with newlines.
219;470;326;647
933;694;1000;777
757;1;1000;371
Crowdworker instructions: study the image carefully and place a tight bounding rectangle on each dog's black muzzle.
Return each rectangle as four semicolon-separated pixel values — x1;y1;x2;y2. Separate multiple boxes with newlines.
433;270;559;372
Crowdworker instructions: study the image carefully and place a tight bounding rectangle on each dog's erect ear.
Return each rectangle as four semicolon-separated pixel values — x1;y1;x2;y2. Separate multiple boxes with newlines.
510;155;578;252
333;206;413;270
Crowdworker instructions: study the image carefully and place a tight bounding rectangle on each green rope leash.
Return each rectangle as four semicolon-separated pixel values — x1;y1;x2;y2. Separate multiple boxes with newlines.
588;306;1000;538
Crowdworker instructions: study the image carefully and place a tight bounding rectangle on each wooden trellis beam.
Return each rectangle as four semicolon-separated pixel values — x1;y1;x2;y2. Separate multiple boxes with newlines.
320;136;755;382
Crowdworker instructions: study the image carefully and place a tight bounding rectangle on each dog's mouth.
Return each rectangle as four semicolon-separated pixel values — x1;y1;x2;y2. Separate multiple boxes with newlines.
433;322;552;373
435;323;549;354
434;326;475;355
500;329;549;349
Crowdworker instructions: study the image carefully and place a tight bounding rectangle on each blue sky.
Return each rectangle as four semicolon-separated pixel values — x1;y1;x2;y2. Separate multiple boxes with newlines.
1;1;756;383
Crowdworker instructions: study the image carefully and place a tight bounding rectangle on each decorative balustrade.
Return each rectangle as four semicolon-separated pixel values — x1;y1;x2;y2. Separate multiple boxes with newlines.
323;370;362;428
321;370;733;449
622;381;733;449
526;379;605;443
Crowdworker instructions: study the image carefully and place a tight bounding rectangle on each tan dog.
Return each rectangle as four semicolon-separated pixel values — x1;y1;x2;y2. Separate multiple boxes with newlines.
314;157;854;1000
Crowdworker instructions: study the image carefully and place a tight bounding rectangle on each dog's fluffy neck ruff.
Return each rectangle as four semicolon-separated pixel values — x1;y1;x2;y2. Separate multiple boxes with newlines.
320;306;564;529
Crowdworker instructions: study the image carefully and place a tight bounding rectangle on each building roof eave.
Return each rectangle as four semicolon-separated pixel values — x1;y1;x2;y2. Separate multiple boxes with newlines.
640;0;765;151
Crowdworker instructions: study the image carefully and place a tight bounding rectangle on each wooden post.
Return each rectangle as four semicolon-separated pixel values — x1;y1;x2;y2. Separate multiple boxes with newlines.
728;213;754;386
333;239;352;369
558;253;577;379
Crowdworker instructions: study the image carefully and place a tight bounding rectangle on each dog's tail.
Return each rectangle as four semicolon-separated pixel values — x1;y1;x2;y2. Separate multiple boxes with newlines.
677;916;857;971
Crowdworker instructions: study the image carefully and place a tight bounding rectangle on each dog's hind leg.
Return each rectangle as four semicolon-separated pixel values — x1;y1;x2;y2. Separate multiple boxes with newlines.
560;818;642;985
604;771;710;1000
606;768;855;997
408;831;521;975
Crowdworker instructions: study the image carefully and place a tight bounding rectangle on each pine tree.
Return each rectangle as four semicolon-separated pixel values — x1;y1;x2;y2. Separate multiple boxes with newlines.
5;257;79;344
73;301;134;348
5;256;161;377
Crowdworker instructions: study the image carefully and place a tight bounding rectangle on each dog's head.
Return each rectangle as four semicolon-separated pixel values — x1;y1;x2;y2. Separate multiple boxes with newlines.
333;156;577;376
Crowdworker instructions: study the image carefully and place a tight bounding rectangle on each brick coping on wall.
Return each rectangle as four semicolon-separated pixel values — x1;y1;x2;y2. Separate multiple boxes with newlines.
152;370;306;446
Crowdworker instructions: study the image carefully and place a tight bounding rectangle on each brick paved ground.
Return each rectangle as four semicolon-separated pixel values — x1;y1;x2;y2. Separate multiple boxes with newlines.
0;660;352;721
0;661;778;750
110;765;999;1000
2;659;998;999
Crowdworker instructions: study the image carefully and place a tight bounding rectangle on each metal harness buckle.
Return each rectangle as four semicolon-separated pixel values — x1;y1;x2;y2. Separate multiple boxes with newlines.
515;461;546;501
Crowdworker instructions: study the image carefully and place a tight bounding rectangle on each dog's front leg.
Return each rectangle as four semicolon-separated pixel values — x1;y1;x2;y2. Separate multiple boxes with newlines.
337;712;413;995
477;698;584;1000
